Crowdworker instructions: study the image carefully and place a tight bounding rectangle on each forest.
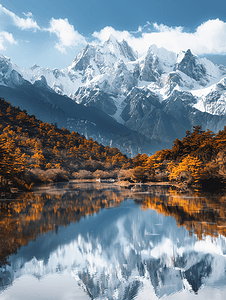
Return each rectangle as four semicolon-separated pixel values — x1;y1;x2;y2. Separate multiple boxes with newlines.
131;125;226;191
0;97;226;193
0;97;131;192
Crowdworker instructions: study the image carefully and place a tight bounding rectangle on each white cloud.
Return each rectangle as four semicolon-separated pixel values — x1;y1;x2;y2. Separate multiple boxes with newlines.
194;19;226;54
0;4;40;30
0;6;87;54
93;19;226;56
47;18;86;53
131;21;152;34
93;26;132;45
22;12;33;18
0;31;17;50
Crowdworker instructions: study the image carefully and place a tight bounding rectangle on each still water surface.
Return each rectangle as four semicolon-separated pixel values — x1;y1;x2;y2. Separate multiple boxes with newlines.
0;181;226;299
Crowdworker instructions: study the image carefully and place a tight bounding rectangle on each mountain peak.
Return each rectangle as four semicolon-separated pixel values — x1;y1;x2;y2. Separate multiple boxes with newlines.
69;44;96;72
30;63;40;71
0;54;10;61
185;49;192;56
175;49;206;81
0;55;12;75
103;36;137;61
176;49;197;64
33;75;49;89
120;39;137;61
107;34;118;44
146;44;177;68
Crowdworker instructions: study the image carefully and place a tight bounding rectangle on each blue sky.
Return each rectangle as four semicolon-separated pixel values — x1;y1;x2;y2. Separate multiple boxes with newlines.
0;0;226;69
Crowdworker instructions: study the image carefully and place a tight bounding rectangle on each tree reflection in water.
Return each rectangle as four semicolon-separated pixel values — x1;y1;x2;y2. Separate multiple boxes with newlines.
0;182;226;299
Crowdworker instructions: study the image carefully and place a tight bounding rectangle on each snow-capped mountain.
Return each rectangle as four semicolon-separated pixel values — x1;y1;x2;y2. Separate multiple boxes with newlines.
0;54;157;157
1;37;226;153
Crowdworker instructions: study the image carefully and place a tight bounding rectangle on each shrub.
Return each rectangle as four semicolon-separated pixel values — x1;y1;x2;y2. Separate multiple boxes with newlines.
118;169;134;181
72;170;93;179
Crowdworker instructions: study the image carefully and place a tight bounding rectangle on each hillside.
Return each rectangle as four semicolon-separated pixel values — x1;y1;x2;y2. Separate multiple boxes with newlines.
1;97;226;193
131;125;226;191
0;98;131;192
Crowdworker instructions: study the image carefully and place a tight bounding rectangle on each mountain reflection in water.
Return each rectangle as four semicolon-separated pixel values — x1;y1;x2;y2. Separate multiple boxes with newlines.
0;182;226;299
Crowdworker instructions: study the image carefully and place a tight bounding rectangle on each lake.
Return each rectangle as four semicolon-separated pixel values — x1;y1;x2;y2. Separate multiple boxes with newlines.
0;181;226;299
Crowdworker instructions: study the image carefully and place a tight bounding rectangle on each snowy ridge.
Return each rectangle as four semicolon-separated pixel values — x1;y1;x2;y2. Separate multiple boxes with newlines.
1;39;225;115
1;37;226;151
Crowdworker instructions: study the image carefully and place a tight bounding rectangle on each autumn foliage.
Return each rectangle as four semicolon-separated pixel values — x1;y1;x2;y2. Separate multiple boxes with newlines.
0;98;131;191
132;125;226;190
1;97;226;192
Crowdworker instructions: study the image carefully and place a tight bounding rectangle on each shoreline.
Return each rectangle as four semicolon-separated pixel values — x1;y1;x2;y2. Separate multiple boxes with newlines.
0;178;222;200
